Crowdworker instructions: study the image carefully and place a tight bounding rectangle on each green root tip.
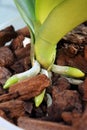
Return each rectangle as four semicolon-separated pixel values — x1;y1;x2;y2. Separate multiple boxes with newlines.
34;89;46;107
52;64;85;78
67;67;85;78
3;75;19;89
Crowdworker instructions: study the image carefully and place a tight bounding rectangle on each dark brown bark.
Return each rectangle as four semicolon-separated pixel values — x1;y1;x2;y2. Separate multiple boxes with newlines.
17;26;30;37
0;46;14;67
0;25;17;47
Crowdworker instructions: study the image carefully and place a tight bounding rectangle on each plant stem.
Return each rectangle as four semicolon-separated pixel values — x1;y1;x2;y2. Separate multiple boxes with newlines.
35;38;56;69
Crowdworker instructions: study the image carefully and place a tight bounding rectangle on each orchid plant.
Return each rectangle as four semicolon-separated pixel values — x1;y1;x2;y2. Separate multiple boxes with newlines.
4;0;87;107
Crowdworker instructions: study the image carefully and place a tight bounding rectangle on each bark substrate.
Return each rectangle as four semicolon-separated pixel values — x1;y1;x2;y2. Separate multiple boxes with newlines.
0;23;87;130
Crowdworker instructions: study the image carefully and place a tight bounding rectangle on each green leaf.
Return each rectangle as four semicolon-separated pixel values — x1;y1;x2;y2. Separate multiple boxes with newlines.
35;0;87;68
35;0;64;24
37;0;87;45
14;0;36;34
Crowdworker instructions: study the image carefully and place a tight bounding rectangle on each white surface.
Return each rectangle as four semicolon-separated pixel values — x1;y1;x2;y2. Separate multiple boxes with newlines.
0;0;20;25
0;16;26;30
0;0;25;30
0;117;23;130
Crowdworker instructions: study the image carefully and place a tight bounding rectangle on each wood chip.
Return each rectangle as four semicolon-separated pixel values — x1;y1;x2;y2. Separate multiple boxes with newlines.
0;100;25;118
9;74;50;100
18;116;74;130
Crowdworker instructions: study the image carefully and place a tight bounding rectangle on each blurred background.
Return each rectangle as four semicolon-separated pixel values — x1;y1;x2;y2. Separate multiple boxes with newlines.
0;0;25;29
